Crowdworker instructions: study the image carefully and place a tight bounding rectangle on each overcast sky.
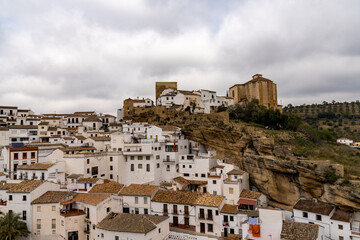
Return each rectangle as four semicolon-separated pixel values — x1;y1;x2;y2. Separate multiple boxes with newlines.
1;0;359;114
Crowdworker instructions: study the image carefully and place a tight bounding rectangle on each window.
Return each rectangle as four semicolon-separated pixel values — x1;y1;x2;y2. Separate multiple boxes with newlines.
130;156;134;160
157;163;160;168
144;197;148;204
230;228;235;234
213;180;217;184
339;237;344;240
195;173;198;177
110;174;113;179
23;152;27;159
146;156;150;160
144;209;148;214
107;207;110;213
87;168;90;174
21;195;27;201
135;197;139;204
138;164;142;169
213;191;217;195
215;210;219;215
184;173;190;177
22;211;26;220
52;219;56;229
201;174;206;178
37;206;41;212
9;195;12;201
208;224;213;232
138;156;143;160
52;206;56;211
87;159;90;164
229;188;234;194
156;155;160;160
135;208;139;214
303;212;308;218
230;216;234;221
91;167;98;175
37;219;41;229
115;237;119;240
173;205;178;214
131;164;134;171
316;215;322;221
338;225;343;230
183;165;185;168
14;153;18;160
110;157;113;162
146;164;150;172
110;166;113;171
31;152;35;158
52;230;56;235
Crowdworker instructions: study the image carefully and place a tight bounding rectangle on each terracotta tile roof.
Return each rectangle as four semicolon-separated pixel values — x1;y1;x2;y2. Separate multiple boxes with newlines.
90;136;111;141
159;126;179;132
74;135;86;140
152;190;224;207
38;122;49;126
293;199;334;216
97;212;168;233
173;177;207;189
67;174;83;179
77;178;100;183
109;123;122;127
48;127;57;131
83;116;102;122
215;165;225;168
7;180;46;193
0;181;18;190
63;193;110;206
8;125;38;129
240;189;262;200
281;220;319;240
0;172;6;177
0;127;8;131
330;209;352;222
60;146;96;152
119;184;159;196
89;182;124;194
178;90;199;96
0;106;17;109
32;191;75;204
17;163;55;171
227;169;245;175
221;204;238;214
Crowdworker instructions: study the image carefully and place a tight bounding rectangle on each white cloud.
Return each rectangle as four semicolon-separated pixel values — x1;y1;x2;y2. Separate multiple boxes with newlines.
0;0;359;113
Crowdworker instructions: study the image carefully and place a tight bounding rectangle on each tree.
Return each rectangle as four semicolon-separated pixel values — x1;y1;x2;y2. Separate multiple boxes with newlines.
0;212;30;240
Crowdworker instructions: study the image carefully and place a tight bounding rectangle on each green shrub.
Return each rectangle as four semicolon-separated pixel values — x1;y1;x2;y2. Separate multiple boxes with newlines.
324;171;339;184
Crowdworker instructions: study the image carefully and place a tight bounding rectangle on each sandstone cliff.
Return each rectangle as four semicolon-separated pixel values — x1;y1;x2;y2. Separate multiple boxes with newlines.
128;110;360;210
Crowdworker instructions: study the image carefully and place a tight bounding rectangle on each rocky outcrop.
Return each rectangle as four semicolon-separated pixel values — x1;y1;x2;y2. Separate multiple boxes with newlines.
130;110;360;210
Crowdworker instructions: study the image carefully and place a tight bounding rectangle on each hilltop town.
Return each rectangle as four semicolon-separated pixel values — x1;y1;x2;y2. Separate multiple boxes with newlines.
0;74;359;240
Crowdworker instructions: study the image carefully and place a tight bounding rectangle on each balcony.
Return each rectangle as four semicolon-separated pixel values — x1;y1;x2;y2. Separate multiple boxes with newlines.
60;209;85;217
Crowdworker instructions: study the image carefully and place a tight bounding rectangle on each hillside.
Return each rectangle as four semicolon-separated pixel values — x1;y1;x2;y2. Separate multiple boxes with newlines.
127;109;360;210
284;101;360;141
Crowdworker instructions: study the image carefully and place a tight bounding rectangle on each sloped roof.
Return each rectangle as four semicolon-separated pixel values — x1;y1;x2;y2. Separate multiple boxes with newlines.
240;189;262;200
32;191;74;204
90;136;111;141
227;169;246;175
89;182;124;194
17;163;55;171
152;190;224;207
62;193;110;206
7;180;46;193
293;199;334;216
221;204;238;214
330;209;352;222
83;116;102;122
281;221;319;240
119;184;159;196
97;213;168;233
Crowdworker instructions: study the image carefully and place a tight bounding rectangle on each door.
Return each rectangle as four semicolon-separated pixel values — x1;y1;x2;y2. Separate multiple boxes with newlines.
224;228;228;237
200;222;205;233
173;216;178;227
184;217;189;227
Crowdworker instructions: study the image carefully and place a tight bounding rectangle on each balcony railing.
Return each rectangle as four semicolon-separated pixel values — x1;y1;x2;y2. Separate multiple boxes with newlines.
60;209;85;217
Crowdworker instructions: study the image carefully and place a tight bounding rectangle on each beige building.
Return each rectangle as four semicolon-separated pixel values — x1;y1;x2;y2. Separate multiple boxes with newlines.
229;74;279;109
155;82;177;102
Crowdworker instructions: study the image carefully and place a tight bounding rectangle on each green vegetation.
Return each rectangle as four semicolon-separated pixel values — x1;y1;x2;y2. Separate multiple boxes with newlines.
284;100;360;141
0;212;30;239
324;170;339;184
228;99;302;131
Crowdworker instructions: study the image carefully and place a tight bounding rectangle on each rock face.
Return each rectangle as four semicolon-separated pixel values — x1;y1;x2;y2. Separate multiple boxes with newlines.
130;111;360;210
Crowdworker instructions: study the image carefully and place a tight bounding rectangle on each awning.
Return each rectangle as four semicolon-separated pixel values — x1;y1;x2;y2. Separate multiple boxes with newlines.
237;198;256;205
